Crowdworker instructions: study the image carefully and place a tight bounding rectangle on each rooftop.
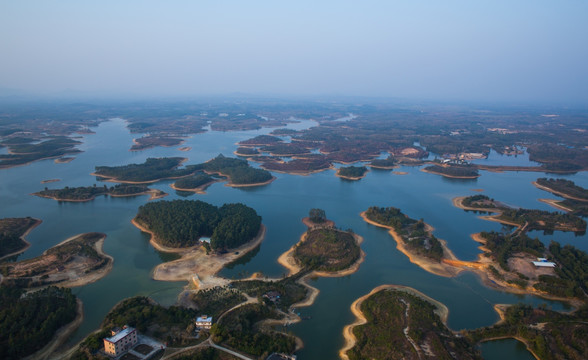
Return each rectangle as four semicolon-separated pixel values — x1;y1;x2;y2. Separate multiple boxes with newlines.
105;326;135;343
196;315;212;322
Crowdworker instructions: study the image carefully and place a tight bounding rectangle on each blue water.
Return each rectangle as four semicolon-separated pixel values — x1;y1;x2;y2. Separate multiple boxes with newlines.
0;117;585;359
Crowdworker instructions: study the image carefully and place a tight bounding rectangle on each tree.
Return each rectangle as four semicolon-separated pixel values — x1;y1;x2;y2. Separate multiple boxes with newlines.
309;208;326;223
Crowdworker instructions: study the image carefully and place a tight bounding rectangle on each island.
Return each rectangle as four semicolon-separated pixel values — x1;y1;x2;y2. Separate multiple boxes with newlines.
361;206;461;277
421;164;480;179
336;165;369;180
33;183;167;202
0;217;42;259
54;156;75;163
341;285;481;360
170;173;218;194
0;232;113;288
193;154;275;187
0;136;82;169
130;135;185;151
92;157;197;183
368;156;397;170
0;286;81;360
534;178;588;216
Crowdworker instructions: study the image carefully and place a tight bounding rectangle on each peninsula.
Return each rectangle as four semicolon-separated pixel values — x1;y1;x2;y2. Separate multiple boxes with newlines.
341;285;481;360
193;154;276;187
92;157;196;183
0;217;42;259
421;164;480;179
0;232;112;288
170;173;218;193
33;183;167;202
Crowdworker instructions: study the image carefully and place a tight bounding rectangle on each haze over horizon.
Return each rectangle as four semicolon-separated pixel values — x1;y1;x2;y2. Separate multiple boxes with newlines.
1;1;587;105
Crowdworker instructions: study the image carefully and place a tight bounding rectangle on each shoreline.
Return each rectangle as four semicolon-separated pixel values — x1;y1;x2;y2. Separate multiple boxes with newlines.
33;189;168;202
0;218;43;261
41;178;61;184
132;218;267;286
532;181;588;202
420;167;480;179
60;235;114;288
335;168;368;181
360;212;463;278
203;169;277;187
538;198;573;212
340;284;450;360
169;180;220;194
391;171;408;175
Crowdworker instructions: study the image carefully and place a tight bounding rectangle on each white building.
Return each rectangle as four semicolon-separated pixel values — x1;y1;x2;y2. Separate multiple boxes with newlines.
104;326;138;356
195;315;213;329
533;258;556;268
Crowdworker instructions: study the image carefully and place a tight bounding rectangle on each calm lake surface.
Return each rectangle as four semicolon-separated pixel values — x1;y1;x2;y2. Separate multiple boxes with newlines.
1;118;586;359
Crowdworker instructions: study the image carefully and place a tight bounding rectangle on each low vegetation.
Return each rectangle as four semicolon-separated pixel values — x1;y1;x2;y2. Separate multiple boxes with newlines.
211;303;296;358
189;286;247;319
135;200;261;250
348;289;481;360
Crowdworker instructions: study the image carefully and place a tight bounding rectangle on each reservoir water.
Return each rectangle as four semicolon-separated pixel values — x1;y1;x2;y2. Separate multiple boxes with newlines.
1;118;586;359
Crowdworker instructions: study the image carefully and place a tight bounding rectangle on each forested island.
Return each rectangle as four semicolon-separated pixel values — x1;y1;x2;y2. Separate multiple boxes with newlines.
0;136;82;169
171;173;217;193
0;286;80;360
130;135;185;151
0;232;112;288
293;228;361;272
33;183;166;202
336;165;368;180
342;286;481;360
134;200;261;251
93;157;196;183
0;217;41;259
368;156;396;169
193;154;275;186
422;164;480;178
363;207;446;262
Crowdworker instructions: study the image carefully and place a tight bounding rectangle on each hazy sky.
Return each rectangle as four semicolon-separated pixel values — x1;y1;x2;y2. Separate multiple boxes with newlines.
1;1;587;103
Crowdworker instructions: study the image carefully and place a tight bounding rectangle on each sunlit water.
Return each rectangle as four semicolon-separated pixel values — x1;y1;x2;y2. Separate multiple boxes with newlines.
1;118;585;359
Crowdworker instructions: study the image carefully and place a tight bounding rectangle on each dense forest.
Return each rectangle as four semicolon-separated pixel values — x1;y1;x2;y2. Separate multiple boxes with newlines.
94;157;196;182
365;207;444;261
536;177;588;201
293;228;361;272
423;164;479;178
173;173;215;189
369;156;396;168
0;286;78;360
135;200;261;250
210;303;296;358
0;217;38;257
337;165;368;179
348;289;481;360
194;154;273;185
534;242;588;298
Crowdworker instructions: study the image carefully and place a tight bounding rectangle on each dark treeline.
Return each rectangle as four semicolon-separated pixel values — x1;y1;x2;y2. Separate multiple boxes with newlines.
365;207;444;261
424;164;479;178
0;217;38;257
94;157;195;182
0;286;78;360
194;154;272;185
173;174;215;189
338;165;368;178
369;156;396;168
135;200;261;250
536;177;588;200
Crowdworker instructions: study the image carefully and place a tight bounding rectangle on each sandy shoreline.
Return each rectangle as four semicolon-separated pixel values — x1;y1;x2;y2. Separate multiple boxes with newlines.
420;167;480;179
0;218;42;261
538;198;573;212
33;189;168;202
335;168;369;181
170;180;220;194
340;284;450;360
61;235;114;288
41;178;61;184
360;212;462;277
132;218;267;287
532;181;588;202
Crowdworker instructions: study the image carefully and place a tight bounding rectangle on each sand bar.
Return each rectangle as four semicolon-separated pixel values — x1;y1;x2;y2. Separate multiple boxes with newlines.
170;180;220;194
